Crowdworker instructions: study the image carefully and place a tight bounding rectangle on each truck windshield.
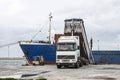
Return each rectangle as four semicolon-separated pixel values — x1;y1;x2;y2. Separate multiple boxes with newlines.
57;43;76;51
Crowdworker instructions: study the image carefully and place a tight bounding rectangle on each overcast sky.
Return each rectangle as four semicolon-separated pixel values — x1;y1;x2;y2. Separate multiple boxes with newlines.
0;0;120;57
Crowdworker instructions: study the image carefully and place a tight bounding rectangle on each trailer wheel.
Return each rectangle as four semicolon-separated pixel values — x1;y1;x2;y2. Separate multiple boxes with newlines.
57;65;61;68
75;62;79;68
83;62;88;65
79;62;83;67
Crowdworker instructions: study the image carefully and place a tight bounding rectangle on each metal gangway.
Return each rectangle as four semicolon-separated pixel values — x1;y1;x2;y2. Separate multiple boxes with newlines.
64;18;91;62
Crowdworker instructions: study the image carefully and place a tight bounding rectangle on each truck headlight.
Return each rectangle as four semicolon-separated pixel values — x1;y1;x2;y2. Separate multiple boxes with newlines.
72;60;75;61
56;60;60;61
70;59;76;62
72;60;76;62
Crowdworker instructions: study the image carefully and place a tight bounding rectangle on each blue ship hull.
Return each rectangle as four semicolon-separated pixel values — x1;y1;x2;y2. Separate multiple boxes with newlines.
19;42;120;64
20;43;56;64
92;51;120;64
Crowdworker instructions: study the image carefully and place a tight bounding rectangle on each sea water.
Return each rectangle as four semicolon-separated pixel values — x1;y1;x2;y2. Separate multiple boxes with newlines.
0;60;22;66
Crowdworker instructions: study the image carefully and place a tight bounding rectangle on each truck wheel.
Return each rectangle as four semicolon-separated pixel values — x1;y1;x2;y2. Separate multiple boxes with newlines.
83;62;88;65
75;62;79;68
79;62;83;67
57;65;61;68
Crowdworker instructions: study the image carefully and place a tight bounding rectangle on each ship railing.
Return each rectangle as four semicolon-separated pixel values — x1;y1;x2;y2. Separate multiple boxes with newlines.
18;40;50;44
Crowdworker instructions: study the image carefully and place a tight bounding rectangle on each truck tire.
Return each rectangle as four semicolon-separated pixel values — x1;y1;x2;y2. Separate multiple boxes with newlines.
57;65;61;68
83;62;88;65
75;62;79;68
79;62;83;67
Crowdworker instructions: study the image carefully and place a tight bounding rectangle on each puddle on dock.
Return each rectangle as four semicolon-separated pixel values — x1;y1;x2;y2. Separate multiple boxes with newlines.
93;76;116;80
21;71;51;78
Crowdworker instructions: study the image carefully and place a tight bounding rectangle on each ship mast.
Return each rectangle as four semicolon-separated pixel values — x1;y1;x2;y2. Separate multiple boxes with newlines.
48;13;52;43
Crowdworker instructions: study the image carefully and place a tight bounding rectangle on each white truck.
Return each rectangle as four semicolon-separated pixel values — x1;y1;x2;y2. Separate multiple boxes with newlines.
56;18;91;68
56;36;83;68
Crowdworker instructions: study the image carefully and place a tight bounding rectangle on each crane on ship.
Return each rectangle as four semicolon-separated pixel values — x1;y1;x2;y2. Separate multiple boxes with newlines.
30;13;53;43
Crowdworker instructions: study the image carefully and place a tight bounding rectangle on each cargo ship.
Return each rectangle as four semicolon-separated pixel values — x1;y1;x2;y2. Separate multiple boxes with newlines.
19;14;57;64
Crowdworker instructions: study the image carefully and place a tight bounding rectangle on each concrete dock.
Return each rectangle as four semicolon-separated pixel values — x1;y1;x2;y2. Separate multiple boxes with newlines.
0;64;120;80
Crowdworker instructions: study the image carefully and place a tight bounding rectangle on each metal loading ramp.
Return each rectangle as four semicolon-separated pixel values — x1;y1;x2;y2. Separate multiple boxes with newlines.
64;18;90;61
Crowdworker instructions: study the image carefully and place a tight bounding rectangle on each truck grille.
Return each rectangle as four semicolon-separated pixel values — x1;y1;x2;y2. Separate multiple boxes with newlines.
62;59;70;63
57;55;75;59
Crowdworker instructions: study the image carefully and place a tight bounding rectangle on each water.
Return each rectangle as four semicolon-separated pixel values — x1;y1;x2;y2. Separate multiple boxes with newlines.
0;60;22;66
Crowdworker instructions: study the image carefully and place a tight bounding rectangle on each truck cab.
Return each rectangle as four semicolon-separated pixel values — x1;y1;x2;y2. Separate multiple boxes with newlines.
56;36;82;68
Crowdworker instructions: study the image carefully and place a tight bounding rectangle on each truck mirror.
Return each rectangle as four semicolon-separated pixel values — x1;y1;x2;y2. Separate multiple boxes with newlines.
78;46;80;49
